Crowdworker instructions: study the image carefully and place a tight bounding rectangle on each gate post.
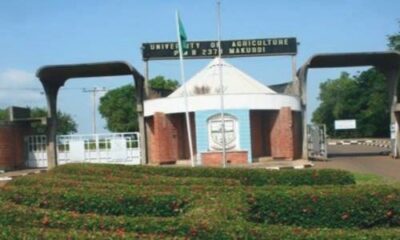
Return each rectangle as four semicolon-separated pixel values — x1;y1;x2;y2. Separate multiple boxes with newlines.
297;66;309;159
381;66;400;158
42;83;62;169
133;71;147;165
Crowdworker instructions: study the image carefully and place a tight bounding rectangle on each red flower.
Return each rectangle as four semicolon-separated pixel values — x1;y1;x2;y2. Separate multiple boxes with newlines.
115;228;125;237
311;195;318;203
386;210;394;218
41;215;50;226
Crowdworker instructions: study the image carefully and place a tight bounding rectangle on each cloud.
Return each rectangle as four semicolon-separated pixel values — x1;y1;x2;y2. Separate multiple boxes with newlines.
0;69;45;108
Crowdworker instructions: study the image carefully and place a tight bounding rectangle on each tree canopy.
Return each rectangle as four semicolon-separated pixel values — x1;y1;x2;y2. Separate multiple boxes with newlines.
312;69;389;138
0;109;8;122
0;107;77;135
148;75;180;90
99;76;179;132
31;107;78;135
99;85;138;132
388;21;400;51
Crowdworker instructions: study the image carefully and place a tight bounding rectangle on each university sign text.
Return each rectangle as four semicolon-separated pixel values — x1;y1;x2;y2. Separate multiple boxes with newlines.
142;37;297;60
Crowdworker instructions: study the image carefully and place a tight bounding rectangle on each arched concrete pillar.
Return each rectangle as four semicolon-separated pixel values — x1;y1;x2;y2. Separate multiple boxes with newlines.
297;51;400;160
297;66;309;159
40;80;65;169
378;66;400;157
37;61;146;169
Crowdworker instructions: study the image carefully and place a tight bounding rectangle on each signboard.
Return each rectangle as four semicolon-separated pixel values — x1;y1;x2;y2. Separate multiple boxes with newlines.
142;37;297;60
391;123;398;139
334;119;356;130
8;106;31;122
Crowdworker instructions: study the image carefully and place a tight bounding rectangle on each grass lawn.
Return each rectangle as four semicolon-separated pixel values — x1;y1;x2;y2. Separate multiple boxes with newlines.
353;172;399;185
0;164;399;239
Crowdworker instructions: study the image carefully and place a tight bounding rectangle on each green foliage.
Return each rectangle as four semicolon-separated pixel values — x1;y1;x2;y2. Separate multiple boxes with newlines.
0;107;77;134
0;201;186;236
388;21;400;51
1;163;400;239
1;183;189;217
98;76;179;132
30;107;77;135
0;225;181;240
249;185;400;228
312;69;389;138
148;75;179;90
99;85;138;132
52;163;356;186
0;109;8;122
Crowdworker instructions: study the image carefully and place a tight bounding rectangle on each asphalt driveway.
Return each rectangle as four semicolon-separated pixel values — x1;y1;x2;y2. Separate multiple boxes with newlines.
313;145;400;181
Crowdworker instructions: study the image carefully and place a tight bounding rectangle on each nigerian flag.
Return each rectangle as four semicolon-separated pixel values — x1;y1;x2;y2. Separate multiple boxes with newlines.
177;12;188;52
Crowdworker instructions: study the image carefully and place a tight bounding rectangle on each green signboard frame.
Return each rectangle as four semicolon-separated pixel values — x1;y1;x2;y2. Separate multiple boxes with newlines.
142;37;297;60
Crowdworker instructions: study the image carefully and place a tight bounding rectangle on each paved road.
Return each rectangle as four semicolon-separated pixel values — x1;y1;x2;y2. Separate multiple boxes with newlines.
313;145;400;181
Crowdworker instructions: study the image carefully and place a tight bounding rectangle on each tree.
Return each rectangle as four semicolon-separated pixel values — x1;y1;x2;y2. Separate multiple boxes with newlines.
388;21;400;95
0;109;8;122
312;72;360;137
99;85;138;132
312;70;389;138
30;107;78;135
355;69;389;138
388;21;400;51
148;75;180;90
0;107;77;135
99;76;179;132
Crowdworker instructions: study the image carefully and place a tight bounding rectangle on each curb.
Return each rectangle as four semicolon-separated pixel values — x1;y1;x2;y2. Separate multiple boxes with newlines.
328;139;390;148
265;163;314;170
0;169;47;182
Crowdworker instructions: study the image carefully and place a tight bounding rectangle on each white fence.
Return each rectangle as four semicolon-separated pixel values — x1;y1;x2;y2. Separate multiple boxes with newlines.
25;132;140;168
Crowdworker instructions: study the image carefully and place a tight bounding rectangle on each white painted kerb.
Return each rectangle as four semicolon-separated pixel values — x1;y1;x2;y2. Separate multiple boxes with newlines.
144;93;301;117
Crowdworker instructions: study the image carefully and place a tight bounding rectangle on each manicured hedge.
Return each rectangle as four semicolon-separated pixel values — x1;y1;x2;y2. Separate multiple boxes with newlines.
4;164;400;239
0;226;183;240
1;185;189;217
248;185;400;228
54;163;356;186
0;200;189;235
193;223;400;240
11;172;240;188
2;201;400;239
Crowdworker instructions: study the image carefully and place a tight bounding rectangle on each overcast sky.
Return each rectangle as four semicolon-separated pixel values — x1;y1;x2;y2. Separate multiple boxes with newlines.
0;0;399;133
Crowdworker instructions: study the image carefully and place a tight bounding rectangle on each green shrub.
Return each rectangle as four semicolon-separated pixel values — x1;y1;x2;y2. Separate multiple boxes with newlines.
248;185;400;228
0;225;183;240
54;163;355;186
1;185;189;217
2;199;400;239
0;201;189;235
11;172;240;188
194;223;400;240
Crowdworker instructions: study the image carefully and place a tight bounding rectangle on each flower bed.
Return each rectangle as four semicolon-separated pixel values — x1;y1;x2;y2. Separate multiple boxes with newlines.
0;163;399;239
248;185;400;228
53;163;356;186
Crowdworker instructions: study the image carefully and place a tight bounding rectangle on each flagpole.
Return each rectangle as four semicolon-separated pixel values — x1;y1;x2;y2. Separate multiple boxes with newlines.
216;0;227;168
176;11;195;167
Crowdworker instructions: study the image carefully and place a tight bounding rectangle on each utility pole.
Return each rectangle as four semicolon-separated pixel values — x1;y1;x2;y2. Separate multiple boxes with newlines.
83;87;107;134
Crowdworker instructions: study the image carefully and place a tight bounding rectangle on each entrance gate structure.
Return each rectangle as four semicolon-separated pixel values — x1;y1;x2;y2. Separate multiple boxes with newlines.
307;124;327;160
296;52;400;159
25;132;140;168
37;62;145;169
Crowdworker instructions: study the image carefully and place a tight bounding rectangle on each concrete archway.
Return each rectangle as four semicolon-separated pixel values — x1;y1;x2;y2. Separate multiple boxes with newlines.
37;61;146;168
296;51;400;159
